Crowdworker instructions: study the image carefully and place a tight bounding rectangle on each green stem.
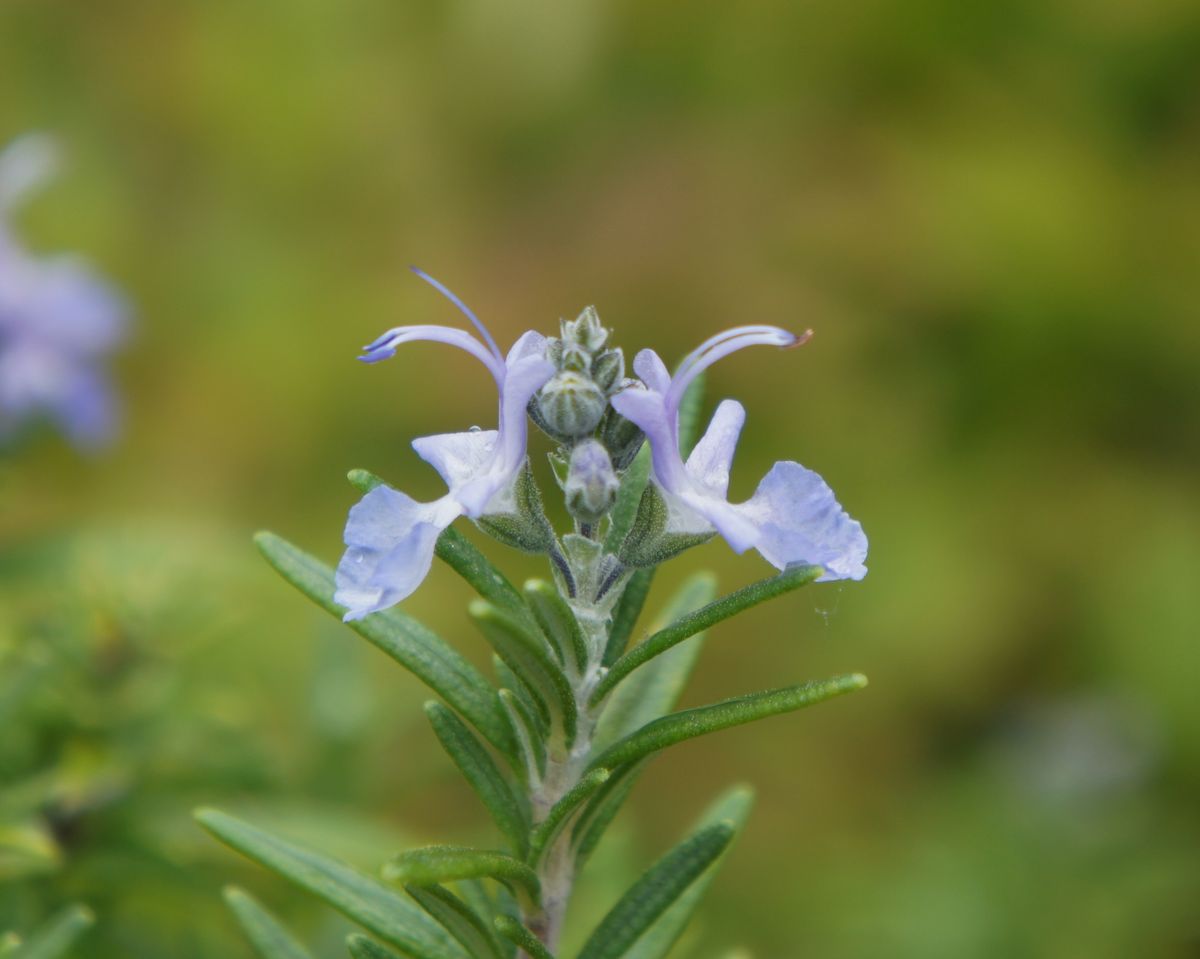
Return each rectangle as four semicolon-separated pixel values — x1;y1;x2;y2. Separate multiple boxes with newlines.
523;550;619;954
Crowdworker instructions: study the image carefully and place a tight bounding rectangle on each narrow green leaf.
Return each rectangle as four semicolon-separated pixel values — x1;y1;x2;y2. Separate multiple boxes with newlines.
346;934;402;959
603;568;654;667
528;768;611;864
348;468;386;493
492;917;554;959
195;808;464;959
570;761;646;865
425;702;530;856
383;847;540;906
603;444;650;554
406;886;505;959
254;532;514;761
593;572;718;751
523;580;587;674
590;675;868;773
434;527;539;634
498;688;546;783
576;823;734;959
7;905;93;959
454;882;516;959
494;657;550;732
469;601;577;747
223;886;314;959
622;786;755;959
592;564;824;706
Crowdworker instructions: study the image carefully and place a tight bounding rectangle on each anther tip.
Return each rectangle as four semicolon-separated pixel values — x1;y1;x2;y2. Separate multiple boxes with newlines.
783;329;814;350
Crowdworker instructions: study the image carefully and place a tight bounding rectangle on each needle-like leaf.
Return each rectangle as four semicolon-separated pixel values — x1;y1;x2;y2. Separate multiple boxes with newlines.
6;905;93;959
603;568;654;666
604;445;650;554
592;564;824;706
492;917;554;959
255;532;514;761
405;886;506;959
455;882;516;959
469;601;577;747
523;579;587;674
494;657;550;732
571;761;647;865
622;786;755;959
345;934;402;959
196;809;465;959
434;527;540;635
223;886;315;959
576;822;734;959
590;675;868;773
425;702;530;856
498;688;547;782
528;768;611;864
593;572;717;751
383;847;540;908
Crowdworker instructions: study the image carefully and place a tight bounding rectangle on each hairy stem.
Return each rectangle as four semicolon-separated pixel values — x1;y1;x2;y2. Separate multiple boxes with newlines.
523;569;615;954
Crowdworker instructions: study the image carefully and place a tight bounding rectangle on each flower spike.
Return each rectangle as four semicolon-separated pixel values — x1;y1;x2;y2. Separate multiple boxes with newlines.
612;326;867;580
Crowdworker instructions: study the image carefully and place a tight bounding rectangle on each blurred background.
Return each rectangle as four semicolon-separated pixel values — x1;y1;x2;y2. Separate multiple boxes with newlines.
2;0;1198;955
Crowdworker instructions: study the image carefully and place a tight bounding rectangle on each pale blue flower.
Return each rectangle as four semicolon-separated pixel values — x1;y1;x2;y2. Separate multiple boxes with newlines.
334;271;555;620
611;326;868;580
0;134;128;449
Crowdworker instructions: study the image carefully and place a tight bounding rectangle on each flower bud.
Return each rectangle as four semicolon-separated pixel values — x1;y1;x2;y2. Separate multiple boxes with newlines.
537;370;606;439
564;440;619;523
563;306;608;352
560;343;591;373
591;347;624;393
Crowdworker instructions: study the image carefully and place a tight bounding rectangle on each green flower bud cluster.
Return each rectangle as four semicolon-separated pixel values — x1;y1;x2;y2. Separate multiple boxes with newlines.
530;307;645;531
532;307;627;441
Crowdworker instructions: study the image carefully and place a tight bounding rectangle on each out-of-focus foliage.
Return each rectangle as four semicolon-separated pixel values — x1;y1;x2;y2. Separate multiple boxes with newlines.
1;0;1198;955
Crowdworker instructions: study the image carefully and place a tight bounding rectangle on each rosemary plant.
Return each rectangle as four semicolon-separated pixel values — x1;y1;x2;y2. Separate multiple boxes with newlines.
198;272;869;958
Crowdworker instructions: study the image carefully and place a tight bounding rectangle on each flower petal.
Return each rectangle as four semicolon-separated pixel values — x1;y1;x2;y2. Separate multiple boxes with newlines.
412;429;499;491
736;461;867;580
506;328;548;365
631;348;671;394
27;256;128;354
612;382;688;492
685;399;745;498
495;352;555;470
52;367;118;449
334;486;462;620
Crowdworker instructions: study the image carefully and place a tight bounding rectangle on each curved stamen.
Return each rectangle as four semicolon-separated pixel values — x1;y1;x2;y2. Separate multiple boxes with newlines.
667;326;801;409
359;324;506;384
673;325;795;380
410;267;503;363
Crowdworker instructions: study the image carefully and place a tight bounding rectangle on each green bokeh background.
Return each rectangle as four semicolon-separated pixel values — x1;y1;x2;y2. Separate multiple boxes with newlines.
2;0;1198;956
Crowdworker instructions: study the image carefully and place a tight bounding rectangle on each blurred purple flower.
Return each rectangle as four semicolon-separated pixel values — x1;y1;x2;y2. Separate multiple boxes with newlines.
334;270;554;620
0;134;129;449
611;326;868;580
